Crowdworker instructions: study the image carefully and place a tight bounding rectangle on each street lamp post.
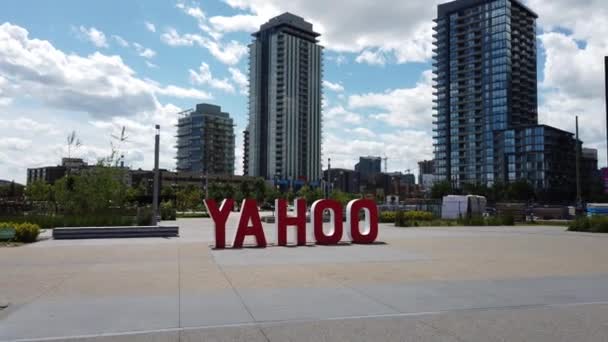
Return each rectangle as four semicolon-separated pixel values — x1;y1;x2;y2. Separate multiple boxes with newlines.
152;125;160;225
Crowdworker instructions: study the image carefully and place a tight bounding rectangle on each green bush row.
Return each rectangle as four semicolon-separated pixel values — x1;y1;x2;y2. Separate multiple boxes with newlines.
0;213;145;228
457;214;515;226
176;212;210;218
395;211;435;227
0;222;41;243
569;216;608;233
380;211;435;224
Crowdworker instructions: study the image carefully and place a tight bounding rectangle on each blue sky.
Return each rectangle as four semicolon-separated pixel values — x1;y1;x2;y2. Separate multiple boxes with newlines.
0;0;606;184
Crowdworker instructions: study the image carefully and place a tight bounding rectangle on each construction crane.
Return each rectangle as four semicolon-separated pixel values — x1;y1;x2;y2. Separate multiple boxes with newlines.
383;156;388;173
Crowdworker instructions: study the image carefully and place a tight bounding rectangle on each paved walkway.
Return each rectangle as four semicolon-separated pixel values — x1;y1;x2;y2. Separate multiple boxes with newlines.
1;218;608;341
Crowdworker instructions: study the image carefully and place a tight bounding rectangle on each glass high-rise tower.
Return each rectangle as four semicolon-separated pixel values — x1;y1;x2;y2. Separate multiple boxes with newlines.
433;0;538;187
245;13;323;184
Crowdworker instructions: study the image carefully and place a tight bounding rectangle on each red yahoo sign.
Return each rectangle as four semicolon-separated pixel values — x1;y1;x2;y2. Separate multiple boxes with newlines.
204;198;379;249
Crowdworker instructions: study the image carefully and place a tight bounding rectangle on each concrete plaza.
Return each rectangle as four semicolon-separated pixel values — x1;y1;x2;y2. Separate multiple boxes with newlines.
1;216;608;341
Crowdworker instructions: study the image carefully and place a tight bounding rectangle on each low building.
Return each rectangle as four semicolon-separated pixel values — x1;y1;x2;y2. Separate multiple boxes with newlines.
581;148;600;198
323;168;359;194
161;171;259;190
27;158;89;185
494;125;577;195
355;156;382;183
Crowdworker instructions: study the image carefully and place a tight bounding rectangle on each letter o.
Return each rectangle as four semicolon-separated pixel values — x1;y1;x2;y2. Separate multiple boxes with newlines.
346;199;378;244
311;199;343;245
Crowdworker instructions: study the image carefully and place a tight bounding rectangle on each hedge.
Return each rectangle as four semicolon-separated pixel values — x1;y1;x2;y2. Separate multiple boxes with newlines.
569;216;608;233
0;222;40;243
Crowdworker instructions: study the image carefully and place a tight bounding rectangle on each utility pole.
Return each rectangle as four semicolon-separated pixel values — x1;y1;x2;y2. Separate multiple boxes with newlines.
605;56;608;166
152;125;160;225
575;116;582;212
327;157;331;199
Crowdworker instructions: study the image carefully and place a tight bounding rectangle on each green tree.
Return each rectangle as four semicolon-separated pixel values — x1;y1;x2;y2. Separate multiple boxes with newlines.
25;180;53;202
264;185;281;204
0;181;24;199
161;185;175;199
430;180;453;199
54;167;127;214
239;181;252;199
253;179;266;203
176;185;203;211
506;179;535;201
296;185;325;204
331;190;354;206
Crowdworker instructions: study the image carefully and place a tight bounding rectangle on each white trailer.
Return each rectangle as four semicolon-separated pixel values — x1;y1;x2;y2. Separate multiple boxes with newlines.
441;195;487;220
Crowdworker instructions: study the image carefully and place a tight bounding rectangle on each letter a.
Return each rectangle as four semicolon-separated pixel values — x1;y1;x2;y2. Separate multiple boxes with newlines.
232;199;267;248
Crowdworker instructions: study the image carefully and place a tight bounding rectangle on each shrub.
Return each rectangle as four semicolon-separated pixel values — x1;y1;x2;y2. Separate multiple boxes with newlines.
394;211;434;227
176;212;209;218
136;207;154;226
500;213;515;226
14;223;40;243
0;212;138;228
403;211;434;221
379;211;396;223
160;201;177;221
570;216;608;233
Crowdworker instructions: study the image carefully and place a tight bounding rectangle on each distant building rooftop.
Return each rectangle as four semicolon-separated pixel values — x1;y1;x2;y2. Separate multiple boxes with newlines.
437;0;538;19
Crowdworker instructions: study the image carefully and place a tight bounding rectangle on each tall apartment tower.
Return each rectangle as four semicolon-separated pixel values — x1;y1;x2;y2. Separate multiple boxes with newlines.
433;0;538;187
245;12;323;183
176;103;235;175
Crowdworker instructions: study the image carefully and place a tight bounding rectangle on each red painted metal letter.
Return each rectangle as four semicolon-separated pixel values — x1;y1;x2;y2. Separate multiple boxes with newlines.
311;199;343;245
346;199;378;244
204;199;234;249
232;199;267;248
275;198;307;246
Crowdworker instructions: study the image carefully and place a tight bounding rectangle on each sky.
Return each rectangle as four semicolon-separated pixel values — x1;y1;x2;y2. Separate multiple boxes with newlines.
0;0;607;184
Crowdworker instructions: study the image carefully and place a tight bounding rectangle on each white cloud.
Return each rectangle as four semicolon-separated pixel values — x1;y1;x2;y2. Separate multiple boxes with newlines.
348;70;433;129
203;39;247;65
160;27;247;65
219;0;440;64
0;118;59;135
209;14;263;33
346;127;376;138
323;130;431;172
527;0;608;165
323;80;344;92
327;54;347;66
355;50;386;66
75;26;109;48
0;23;208;119
144;21;156;33
188;62;235;93
161;28;203;46
228;67;248;95
177;2;206;21
133;42;157;59
112;35;129;47
145;61;159;69
324;105;362;128
0;137;32;151
155;85;212;99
